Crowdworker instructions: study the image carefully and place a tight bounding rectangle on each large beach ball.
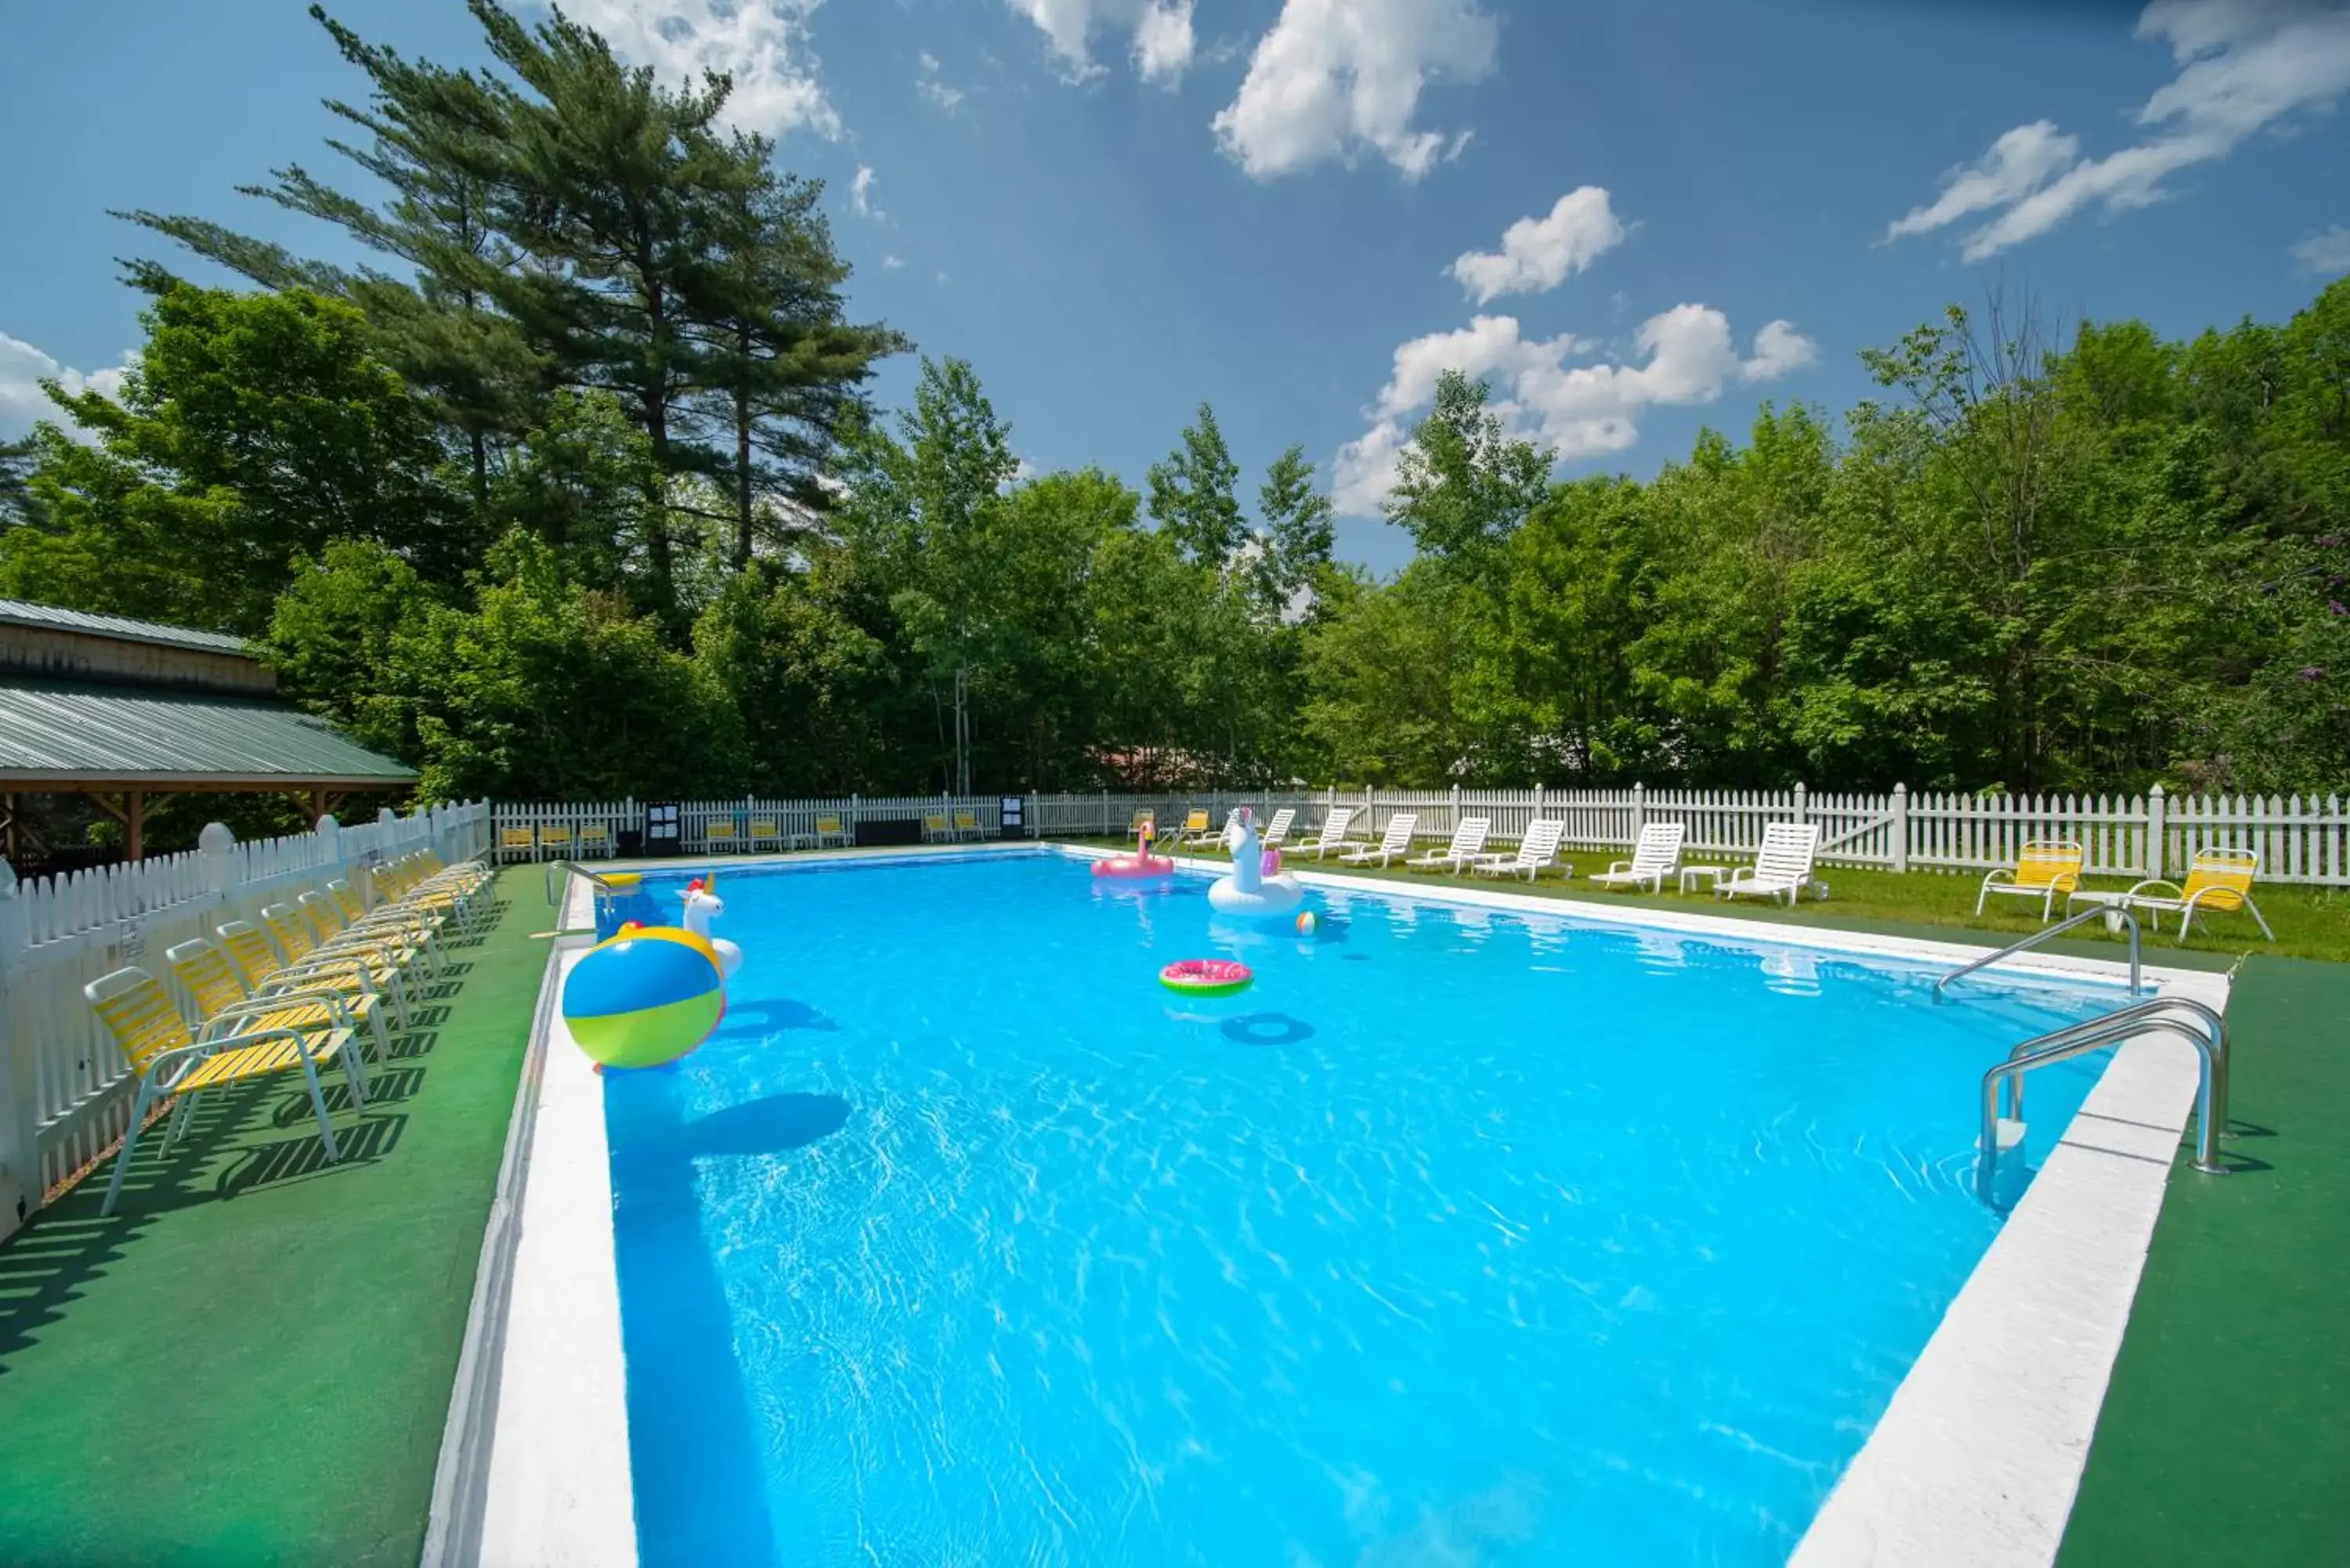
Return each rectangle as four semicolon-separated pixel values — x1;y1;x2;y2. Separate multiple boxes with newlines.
562;927;726;1069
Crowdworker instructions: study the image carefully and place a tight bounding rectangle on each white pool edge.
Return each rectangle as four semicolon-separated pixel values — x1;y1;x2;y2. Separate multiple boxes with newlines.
454;843;2227;1568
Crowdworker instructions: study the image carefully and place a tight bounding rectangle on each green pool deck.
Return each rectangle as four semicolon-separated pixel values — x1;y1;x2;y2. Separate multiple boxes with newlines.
1;847;2345;1566
0;869;551;1568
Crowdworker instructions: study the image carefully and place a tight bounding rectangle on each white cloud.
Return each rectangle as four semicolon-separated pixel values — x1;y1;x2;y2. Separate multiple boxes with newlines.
2290;223;2350;275
0;331;130;439
1213;0;1499;180
1330;307;1817;516
916;50;965;109
560;0;841;139
1449;186;1628;304
881;253;906;270
850;164;884;221
1005;0;1195;85
1888;0;2350;260
1885;121;2081;240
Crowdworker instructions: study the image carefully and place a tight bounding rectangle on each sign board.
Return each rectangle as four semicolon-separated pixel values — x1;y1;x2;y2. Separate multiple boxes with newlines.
999;796;1025;830
645;804;682;855
116;920;146;960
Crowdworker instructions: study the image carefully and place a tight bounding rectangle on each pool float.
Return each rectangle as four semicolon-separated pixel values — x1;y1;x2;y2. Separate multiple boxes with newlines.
1159;958;1253;998
677;877;745;976
1093;822;1174;881
562;926;727;1069
1207;807;1304;918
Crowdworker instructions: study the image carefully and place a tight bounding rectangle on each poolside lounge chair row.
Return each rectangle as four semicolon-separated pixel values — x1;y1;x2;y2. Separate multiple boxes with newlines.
500;815;895;861
81;848;498;1216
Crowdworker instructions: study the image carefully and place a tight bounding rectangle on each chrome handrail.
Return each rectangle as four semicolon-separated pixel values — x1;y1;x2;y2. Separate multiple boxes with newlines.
1977;999;2229;1202
542;858;624;910
1936;902;2140;1002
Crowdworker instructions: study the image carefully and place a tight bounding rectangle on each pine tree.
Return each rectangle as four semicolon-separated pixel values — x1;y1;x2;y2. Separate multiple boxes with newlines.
1148;402;1245;566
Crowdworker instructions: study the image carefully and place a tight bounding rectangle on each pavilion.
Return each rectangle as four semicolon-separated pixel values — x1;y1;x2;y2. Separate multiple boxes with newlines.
0;598;416;862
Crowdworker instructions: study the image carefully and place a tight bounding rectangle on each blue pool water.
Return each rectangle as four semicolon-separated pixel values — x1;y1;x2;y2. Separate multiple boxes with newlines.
602;852;2113;1567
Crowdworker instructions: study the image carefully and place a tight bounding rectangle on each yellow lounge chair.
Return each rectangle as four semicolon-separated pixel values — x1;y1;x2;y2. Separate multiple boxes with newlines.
85;966;367;1216
215;918;399;1055
1976;840;2084;923
922;813;952;844
2121;847;2273;941
747;818;782;851
953;809;985;841
169;935;390;1063
704;819;739;853
325;879;448;972
802;815;849;851
538;823;573;858
497;826;537;863
1176;809;1217;849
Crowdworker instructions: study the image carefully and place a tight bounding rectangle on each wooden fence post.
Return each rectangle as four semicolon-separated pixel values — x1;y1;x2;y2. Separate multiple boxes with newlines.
2146;784;2167;880
1891;782;1910;873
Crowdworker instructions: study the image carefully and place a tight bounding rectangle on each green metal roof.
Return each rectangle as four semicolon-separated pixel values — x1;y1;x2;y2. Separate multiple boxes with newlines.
0;677;415;787
0;598;251;656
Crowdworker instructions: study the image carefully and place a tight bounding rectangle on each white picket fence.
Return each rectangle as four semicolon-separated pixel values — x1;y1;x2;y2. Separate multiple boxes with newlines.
490;795;1018;857
0;801;491;1234
498;784;2350;887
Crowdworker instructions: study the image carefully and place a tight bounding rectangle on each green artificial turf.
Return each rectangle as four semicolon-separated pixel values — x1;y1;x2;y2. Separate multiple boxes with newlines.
0;869;550;1568
2053;952;2350;1568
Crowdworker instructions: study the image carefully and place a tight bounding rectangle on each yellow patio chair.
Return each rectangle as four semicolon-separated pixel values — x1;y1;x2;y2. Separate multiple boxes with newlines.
85;966;367;1216
801;815;849;851
576;822;613;858
1976;840;2084;923
2124;847;2273;941
497;826;537;863
298;889;433;982
747;818;782;851
1175;808;1214;848
922;813;951;844
215;918;398;1054
259;903;410;1031
325;879;447;972
953;810;985;841
170;934;391;1063
539;823;574;858
704;819;739;853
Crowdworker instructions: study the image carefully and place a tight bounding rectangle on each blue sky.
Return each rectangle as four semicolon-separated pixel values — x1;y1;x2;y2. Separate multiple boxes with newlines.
3;0;2347;571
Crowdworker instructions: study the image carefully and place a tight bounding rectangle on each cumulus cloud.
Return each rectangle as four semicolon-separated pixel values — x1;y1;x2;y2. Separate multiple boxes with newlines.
1213;0;1499;180
1449;186;1629;304
1006;0;1195;85
2291;223;2350;275
1887;0;2350;260
561;0;841;138
881;253;906;270
916;51;964;109
1329;308;1817;516
0;331;131;439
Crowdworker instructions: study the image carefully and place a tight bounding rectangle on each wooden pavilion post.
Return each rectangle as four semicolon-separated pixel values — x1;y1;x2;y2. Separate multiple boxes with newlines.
125;788;143;862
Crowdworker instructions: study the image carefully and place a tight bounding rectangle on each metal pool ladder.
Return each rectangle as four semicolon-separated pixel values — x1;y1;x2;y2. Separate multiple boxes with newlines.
1934;902;2142;1003
1973;994;2231;1203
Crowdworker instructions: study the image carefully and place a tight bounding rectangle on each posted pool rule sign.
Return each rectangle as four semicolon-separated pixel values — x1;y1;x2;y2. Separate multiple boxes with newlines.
1000;796;1025;837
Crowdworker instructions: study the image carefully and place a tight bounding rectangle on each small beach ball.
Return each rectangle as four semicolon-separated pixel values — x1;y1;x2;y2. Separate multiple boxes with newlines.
1296;910;1317;936
562;927;726;1070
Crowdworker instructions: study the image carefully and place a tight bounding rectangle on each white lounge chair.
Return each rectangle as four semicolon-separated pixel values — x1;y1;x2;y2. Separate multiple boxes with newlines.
1303;807;1358;859
1469;819;1567;881
1260;808;1296;851
1719;822;1822;905
1338;813;1418;867
1590;822;1686;894
1407;818;1490;874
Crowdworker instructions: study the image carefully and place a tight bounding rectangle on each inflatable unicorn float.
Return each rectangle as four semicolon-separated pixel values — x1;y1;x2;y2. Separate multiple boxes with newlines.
1208;806;1304;918
676;876;744;976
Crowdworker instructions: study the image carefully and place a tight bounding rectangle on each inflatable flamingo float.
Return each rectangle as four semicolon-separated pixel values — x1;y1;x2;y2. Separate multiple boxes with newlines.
1092;821;1175;881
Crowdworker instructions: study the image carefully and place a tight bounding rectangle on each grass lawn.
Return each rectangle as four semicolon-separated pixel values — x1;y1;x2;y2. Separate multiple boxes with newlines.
1065;836;2343;965
0;869;551;1568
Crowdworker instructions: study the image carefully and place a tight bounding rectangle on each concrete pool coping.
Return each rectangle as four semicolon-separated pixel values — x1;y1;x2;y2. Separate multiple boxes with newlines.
443;843;2227;1568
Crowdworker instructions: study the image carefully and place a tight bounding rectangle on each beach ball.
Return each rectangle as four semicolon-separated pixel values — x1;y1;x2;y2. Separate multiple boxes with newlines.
562;927;726;1069
1296;910;1317;936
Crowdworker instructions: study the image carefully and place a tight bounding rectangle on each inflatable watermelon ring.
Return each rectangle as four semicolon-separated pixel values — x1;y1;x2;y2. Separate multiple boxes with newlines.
1159;958;1253;998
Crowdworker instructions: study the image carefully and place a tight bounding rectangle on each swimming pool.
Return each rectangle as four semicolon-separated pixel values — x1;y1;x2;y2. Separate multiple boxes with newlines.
601;852;2116;1566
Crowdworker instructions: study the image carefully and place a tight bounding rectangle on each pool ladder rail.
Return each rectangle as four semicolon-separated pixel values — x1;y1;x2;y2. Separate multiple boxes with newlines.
1934;901;2142;1003
541;860;637;928
1973;994;2230;1204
